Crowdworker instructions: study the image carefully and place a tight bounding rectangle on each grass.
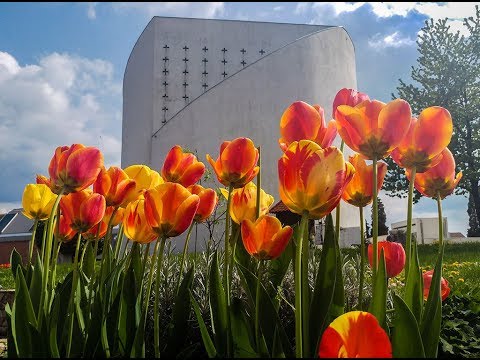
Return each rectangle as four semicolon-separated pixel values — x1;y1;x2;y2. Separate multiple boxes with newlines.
0;263;73;290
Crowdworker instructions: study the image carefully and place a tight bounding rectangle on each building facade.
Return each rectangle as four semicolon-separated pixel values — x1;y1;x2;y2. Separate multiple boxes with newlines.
122;17;361;250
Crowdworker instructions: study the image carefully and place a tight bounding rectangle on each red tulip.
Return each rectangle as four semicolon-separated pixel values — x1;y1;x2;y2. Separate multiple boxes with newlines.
60;189;106;233
278;101;337;151
407;148;462;199
206;137;259;188
332;88;370;118
318;311;392;358
335;99;411;159
94;166;136;207
187;184;218;222
368;241;406;278
241;215;292;260
162;145;206;187
48;144;104;194
56;213;77;243
423;269;450;301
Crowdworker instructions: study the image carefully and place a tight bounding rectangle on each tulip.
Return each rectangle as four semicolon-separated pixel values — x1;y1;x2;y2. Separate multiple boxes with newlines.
161;145;206;187
318;311;392;358
407;148;462;200
82;206;122;241
332;88;370;118
22;184;57;220
278;140;355;219
60;189;106;233
241;215;292;260
423;269;450;301
187;184;218;222
123;164;164;203
220;182;274;224
392;107;452;172
56;214;77;243
278;101;337;151
48;143;104;194
144;182;200;239
123;199;158;244
342;154;387;208
206;137;259;188
335;99;412;160
368;241;406;278
94;166;136;207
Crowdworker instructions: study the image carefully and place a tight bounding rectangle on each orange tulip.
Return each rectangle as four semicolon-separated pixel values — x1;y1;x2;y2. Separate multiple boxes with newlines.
391;107;453;172
278;101;337;151
423;269;450;301
187;184;218;222
240;215;292;260
332;88;370;118
56;213;77;243
60;189;106;233
318;311;392;358
278;140;354;219
123;165;164;203
94;166;136;207
123;199;158;244
406;148;462;199
83;219;108;241
368;242;406;278
335;99;412;159
144;183;200;238
342;154;387;208
220;182;274;224
48;144;104;194
82;206;123;241
206;137;259;188
162;145;206;187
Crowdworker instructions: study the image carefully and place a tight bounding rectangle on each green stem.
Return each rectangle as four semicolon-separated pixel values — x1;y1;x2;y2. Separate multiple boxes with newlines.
140;243;151;305
224;184;234;357
38;189;63;326
80;240;90;269
436;194;443;248
301;218;310;354
28;219;39;264
113;223;124;260
405;167;417;281
359;206;365;310
87;239;100;324
40;220;48;262
255;260;263;351
256;146;261;220
176;222;195;295
372;156;378;280
154;237;167;358
49;239;62;299
295;212;309;358
66;232;83;358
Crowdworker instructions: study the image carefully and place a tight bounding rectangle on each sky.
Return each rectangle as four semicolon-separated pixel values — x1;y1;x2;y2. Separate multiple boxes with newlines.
0;2;476;234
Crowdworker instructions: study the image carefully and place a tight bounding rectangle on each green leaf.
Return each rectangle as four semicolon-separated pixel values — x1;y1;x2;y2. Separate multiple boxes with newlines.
230;297;258;358
190;291;217;358
269;235;294;289
309;213;337;357
209;250;228;357
28;254;43;317
117;265;138;356
82;241;96;279
10;248;25;280
392;294;425;358
131;243;143;288
165;266;195;357
420;244;445;358
369;248;387;330
83;292;104;357
404;238;424;322
330;213;344;320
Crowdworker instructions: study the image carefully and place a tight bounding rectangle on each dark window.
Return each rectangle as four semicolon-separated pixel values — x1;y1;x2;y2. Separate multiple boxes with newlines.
0;213;16;233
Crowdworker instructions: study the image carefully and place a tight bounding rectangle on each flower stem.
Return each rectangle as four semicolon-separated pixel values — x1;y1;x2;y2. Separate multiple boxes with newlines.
295;211;309;358
224;184;234;357
358;206;365;310
256;146;261;220
436;193;443;248
154;237;167;358
255;259;263;352
176;222;195;295
113;223;124;260
405;167;417;280
372;156;378;280
28;219;39;264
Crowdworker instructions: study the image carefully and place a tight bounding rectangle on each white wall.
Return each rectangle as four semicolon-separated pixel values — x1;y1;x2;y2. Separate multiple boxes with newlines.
391;217;449;245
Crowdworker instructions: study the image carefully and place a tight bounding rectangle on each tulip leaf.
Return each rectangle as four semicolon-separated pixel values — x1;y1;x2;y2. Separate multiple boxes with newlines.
420;243;445;358
230;297;258;358
28;254;43;317
5;304;18;358
330;213;344;321
83;292;104;357
209;250;228;357
117;265;138;356
404;238;423;322
269;233;294;290
165;266;195;357
392;293;425;358
10;248;25;280
190;290;217;358
309;213;337;357
369;248;387;330
82;241;96;279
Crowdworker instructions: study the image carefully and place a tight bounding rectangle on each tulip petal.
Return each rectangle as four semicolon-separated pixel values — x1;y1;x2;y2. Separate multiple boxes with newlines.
171;194;199;237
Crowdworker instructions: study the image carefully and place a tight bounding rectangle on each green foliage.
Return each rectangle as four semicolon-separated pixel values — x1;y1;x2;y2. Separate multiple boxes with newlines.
468;193;480;237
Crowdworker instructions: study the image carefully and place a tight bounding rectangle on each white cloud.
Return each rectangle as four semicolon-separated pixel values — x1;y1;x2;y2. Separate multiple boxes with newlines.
273;6;284;12
368;31;416;50
294;2;311;15
113;2;225;19
0;51;122;204
0;202;21;215
87;2;97;20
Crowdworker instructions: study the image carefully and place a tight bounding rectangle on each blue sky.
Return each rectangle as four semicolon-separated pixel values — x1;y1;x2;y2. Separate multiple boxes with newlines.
0;2;475;234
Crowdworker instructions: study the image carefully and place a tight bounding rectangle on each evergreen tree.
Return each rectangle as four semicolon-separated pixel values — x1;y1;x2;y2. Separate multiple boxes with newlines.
371;197;389;237
468;192;480;237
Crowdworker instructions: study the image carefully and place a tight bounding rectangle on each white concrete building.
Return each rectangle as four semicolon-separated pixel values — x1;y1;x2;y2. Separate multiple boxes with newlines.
391;217;449;245
122;16;360;251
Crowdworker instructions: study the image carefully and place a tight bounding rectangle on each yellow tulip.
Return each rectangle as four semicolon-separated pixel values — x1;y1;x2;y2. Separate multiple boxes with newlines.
22;184;57;220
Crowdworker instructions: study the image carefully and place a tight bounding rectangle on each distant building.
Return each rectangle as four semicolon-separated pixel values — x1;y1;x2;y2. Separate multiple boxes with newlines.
391;217;449;245
0;209;34;264
449;232;465;238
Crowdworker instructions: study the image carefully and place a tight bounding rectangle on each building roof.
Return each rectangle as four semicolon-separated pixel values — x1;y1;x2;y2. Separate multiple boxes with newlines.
449;232;466;238
269;200;290;214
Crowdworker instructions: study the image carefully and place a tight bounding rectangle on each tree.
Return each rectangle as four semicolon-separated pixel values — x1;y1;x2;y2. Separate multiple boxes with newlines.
383;7;480;227
468;192;480;237
371;197;389;236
